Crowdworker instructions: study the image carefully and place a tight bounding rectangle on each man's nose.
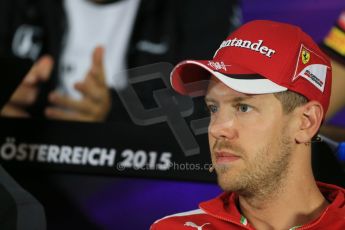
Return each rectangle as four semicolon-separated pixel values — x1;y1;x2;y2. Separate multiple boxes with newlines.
209;112;238;141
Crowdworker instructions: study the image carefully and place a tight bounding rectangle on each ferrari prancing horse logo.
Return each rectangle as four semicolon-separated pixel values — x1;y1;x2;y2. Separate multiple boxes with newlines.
301;49;310;64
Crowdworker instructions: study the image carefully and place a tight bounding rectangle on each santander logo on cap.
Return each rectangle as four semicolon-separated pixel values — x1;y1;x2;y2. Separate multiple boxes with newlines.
214;38;276;58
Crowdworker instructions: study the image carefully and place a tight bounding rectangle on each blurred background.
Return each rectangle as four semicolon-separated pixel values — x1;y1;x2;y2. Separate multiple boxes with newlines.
0;0;345;229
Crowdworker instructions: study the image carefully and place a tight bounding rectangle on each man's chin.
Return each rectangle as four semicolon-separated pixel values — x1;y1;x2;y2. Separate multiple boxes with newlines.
216;170;248;192
217;174;237;191
218;182;240;193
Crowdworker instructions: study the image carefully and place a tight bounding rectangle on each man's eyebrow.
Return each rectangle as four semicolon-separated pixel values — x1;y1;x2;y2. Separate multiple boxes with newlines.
204;97;215;103
230;95;253;103
205;95;253;103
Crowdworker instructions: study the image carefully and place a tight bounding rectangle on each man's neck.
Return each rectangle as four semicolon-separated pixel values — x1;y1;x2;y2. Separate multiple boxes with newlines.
238;163;329;230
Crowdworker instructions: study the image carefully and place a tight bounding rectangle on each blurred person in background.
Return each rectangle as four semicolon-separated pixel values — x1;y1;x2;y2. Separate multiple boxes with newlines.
0;0;241;122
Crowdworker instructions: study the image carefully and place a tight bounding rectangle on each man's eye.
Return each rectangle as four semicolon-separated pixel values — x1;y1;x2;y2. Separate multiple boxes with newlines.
207;104;218;114
237;104;252;113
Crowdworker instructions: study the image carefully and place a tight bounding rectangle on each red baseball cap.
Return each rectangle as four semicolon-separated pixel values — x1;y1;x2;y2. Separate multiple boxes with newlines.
171;20;332;118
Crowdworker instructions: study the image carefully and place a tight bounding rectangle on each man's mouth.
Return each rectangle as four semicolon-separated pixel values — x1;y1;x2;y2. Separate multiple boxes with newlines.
215;150;241;164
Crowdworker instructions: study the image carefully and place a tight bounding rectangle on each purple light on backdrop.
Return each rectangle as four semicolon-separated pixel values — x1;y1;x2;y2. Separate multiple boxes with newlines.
242;0;345;42
82;178;221;230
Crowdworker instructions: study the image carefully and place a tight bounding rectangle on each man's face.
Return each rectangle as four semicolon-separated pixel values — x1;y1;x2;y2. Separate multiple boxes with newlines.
206;78;295;196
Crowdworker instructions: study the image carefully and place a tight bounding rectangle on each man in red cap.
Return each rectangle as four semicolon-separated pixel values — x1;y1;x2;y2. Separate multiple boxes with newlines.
151;20;345;230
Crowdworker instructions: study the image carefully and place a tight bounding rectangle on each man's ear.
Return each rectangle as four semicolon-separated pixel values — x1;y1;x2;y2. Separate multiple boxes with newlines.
295;101;323;144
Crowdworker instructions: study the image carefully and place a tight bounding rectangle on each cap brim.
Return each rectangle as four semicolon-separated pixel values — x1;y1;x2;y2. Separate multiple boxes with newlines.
170;60;287;96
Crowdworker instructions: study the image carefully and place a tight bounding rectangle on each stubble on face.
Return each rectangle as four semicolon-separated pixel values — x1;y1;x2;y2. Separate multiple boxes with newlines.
213;129;293;201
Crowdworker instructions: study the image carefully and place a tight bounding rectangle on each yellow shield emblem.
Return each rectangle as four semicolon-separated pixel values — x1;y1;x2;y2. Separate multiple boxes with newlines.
301;49;310;64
